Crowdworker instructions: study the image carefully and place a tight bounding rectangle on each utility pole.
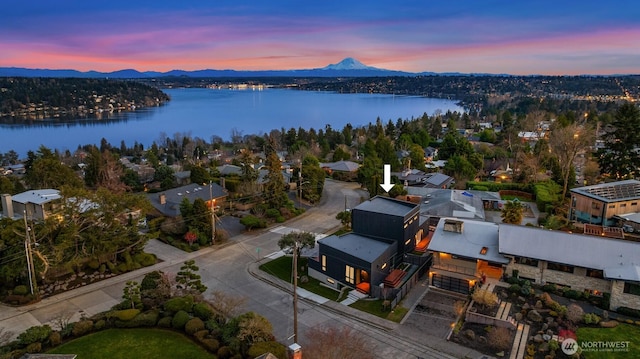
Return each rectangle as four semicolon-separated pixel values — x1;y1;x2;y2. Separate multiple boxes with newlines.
298;160;303;209
23;211;37;297
292;240;299;344
210;181;216;245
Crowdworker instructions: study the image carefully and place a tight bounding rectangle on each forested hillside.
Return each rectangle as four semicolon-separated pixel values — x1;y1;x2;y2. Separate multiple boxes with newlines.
0;77;170;120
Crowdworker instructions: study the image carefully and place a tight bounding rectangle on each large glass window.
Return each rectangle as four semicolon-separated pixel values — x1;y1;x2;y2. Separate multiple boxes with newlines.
586;268;604;279
345;265;355;284
547;262;574;273
321;255;326;271
624;282;640;296
514;256;539;267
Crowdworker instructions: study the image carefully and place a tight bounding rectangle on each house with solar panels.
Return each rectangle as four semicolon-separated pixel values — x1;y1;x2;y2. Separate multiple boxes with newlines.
569;180;640;226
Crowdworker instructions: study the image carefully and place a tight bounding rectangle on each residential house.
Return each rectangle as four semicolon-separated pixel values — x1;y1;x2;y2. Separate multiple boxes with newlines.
1;189;62;220
499;224;640;311
394;170;454;189
147;183;227;217
427;218;508;294
424;146;438;162
412;188;493;221
569;180;640;226
308;196;431;298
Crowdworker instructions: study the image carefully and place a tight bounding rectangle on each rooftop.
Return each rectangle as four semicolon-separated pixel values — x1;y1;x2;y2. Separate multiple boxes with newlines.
428;218;508;264
571;180;640;202
11;189;61;205
353;196;418;218
319;233;393;263
499;224;640;282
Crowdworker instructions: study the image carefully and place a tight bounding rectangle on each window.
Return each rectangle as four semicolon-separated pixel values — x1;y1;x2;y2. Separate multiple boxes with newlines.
609;205;616;209
345;265;355;284
620;203;627;208
591;202;600;210
632;202;638;206
586;268;603;279
514;256;539;267
547;262;574;273
624;282;640;296
321;255;326;271
480;247;488;255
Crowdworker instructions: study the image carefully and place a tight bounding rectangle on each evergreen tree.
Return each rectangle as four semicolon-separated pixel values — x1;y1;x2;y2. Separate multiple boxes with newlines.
501;200;524;225
263;151;289;209
597;103;640;179
175;260;207;295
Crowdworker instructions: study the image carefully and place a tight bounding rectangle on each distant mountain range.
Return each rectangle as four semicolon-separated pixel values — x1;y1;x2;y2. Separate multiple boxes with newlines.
0;58;470;78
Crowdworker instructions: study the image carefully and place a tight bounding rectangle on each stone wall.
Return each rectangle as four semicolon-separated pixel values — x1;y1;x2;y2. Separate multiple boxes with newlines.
506;260;611;293
610;280;640;311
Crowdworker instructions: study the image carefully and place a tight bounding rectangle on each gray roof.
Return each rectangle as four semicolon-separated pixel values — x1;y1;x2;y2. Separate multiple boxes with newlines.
418;189;490;220
571;180;640;203
498;224;640;282
320;233;393;263
428;218;509;264
353;196;418;217
148;183;227;217
12;189;61;205
217;164;243;176
615;212;640;224
320;160;360;172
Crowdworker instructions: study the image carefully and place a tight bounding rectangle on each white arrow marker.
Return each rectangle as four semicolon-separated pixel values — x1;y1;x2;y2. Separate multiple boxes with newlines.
380;164;394;192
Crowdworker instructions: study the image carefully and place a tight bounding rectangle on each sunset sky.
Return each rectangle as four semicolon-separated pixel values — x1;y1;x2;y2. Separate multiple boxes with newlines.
2;1;639;75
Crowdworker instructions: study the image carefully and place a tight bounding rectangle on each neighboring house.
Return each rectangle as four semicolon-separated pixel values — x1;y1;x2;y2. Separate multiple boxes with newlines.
217;164;243;177
308;196;431;298
174;171;191;186
395;170;454;189
569;180;640;226
412;188;492;221
518;131;546;145
120;158;155;183
1;189;62;220
424;146;438;162
427;218;508;294
499;224;640;311
147;183;227;217
320;160;360;174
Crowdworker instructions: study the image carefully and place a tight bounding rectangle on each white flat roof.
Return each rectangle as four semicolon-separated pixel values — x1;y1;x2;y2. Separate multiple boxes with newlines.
428;218;509;264
11;189;61;205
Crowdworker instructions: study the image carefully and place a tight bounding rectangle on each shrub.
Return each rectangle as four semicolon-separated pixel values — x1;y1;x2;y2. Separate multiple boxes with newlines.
506;276;520;285
112;309;140;321
140;271;162;290
134;253;157;267
98;263;106;273
563;289;583;300
106;261;117;273
94;319;106;330
194;329;210;341
487;326;513;351
18;325;52;346
185;317;205;335
193;302;215;321
164;295;194;313
25;342;42;354
617;306;640;318
200;338;220;352
48;331;62;346
549;339;559;352
240;215;267;230
117;311;159;328
265;208;280;218
247;341;287;359
541;283;557;293
71;320;94;337
566;304;584;323
583;313;601;325
602;292;611;310
472;289;499;309
116;262;128;273
276;216;285;223
86;259;100;270
508;284;521;294
157;316;173;328
172;310;191;330
13;285;28;296
217;346;232;359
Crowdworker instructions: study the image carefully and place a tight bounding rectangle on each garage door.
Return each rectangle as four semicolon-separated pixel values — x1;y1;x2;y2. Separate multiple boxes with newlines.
431;273;471;294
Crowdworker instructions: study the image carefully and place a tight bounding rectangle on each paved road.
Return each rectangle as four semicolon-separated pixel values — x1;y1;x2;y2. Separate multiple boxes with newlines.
0;179;481;358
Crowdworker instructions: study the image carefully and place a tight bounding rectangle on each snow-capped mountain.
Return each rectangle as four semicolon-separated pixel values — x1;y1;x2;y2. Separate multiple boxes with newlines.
321;57;377;70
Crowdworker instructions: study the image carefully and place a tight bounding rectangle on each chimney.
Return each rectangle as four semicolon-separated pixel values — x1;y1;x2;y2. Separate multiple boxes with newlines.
287;343;302;359
1;194;13;218
159;194;166;205
443;219;464;233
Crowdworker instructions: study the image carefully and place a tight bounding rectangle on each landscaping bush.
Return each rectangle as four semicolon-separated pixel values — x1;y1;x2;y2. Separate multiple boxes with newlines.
18;325;52;346
164;295;194;313
506;276;520;285
566;304;584;323
112;309;141;321
217;346;232;359
602;292;611;310
487;326;513;351
508;284;521;294
240;215;267;230
562;289;583;300
117;311;159;328
200;338;220;353
13;285;28;296
472;289;498;309
185;317;205;335
86;258;100;270
134;252;157;267
533;181;562;213
616;306;640;318
193;302;215;321
172;310;191;330
247;341;287;359
265;208;280;218
194;329;209;341
48;331;62;346
541;283;557;293
583;313;601;325
106;261;117;273
25;342;42;354
157;316;173;328
94;319;106;330
141;271;162;290
71;320;94;337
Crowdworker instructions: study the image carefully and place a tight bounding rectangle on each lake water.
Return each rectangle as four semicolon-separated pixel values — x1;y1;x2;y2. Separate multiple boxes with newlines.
0;88;463;156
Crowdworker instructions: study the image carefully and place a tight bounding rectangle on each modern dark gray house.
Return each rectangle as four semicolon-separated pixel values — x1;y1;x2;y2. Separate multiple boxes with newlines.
309;196;431;297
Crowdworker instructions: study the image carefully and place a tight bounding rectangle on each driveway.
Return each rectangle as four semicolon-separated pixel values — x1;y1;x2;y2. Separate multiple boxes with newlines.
398;287;466;340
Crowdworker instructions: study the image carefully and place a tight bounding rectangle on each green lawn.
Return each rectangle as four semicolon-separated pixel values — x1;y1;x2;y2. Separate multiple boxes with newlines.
259;256;342;301
577;323;640;359
349;298;408;323
47;328;212;359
